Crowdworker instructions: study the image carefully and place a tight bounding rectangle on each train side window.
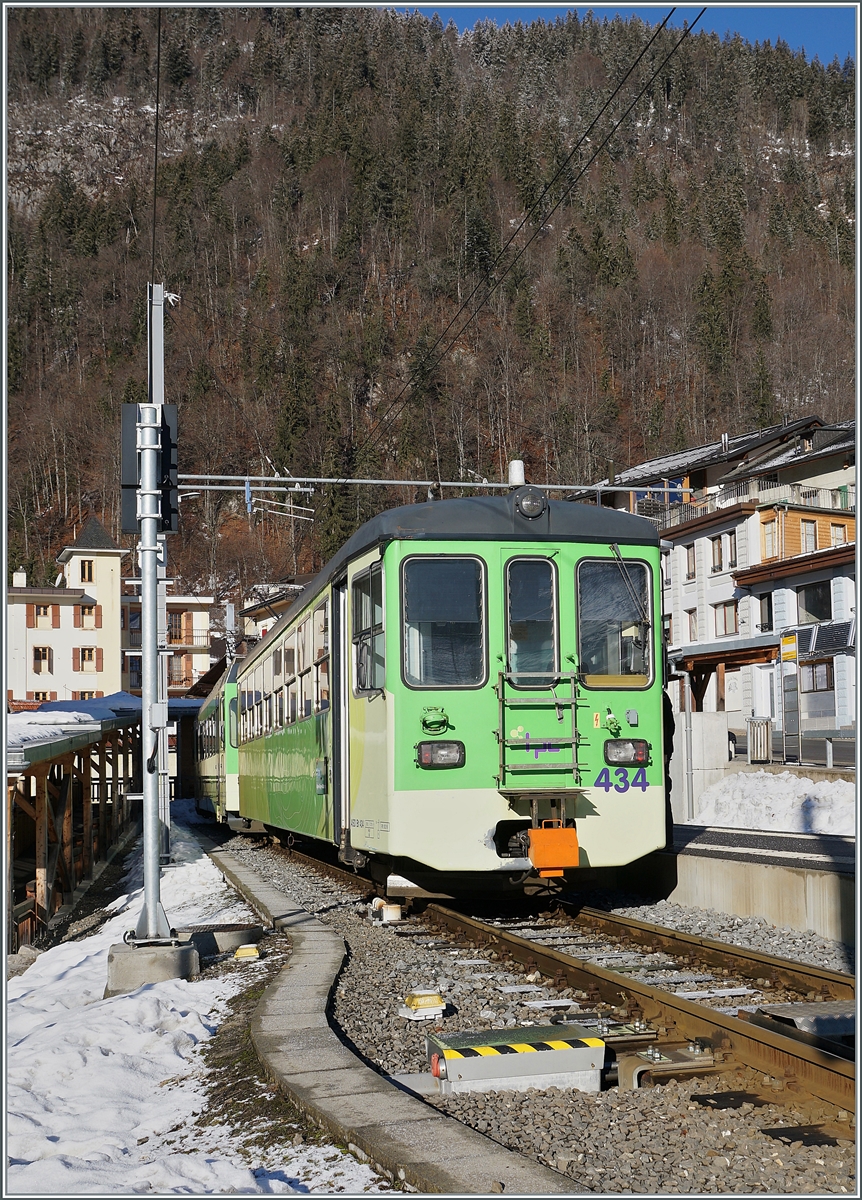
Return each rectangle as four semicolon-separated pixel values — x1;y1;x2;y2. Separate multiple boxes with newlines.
577;559;652;688
352;565;384;693
228;697;238;748
298;620;311;673
283;632;296;679
314;601;331;711
300;668;313;718
506;558;557;688
403;557;486;688
287;679;297;724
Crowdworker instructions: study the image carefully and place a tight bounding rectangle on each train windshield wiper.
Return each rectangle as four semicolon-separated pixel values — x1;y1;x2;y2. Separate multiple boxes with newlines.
609;543;651;631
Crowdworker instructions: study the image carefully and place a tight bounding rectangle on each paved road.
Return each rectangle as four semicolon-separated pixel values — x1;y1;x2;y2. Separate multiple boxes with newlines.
730;734;855;769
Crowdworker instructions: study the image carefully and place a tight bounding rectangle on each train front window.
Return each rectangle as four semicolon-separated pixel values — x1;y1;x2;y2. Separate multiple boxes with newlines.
577;559;652;687
403;558;485;688
506;558;557;687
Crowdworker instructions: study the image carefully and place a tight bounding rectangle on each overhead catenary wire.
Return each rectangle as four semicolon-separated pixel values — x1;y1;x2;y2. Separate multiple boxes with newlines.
349;7;707;475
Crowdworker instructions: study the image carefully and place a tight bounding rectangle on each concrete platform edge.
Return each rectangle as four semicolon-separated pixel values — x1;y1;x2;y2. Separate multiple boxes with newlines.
204;844;572;1195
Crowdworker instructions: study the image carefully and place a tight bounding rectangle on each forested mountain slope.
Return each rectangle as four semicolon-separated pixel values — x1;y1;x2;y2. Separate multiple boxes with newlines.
7;7;855;592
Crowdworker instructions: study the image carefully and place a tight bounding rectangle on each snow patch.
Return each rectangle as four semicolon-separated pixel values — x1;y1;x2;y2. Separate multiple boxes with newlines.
695;770;855;836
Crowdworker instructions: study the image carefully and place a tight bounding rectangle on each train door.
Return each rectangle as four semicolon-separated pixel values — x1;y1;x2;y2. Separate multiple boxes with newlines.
497;552;579;817
331;580;349;850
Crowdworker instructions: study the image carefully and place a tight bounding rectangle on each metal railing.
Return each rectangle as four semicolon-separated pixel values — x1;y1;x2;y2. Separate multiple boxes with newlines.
643;480;855;531
162;629;211;648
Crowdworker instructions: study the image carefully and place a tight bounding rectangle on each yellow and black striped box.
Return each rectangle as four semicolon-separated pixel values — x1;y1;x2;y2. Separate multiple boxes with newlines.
426;1023;605;1095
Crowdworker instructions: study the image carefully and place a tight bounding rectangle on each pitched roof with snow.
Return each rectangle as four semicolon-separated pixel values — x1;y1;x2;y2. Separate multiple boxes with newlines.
719;422;855;482
590;417;825;488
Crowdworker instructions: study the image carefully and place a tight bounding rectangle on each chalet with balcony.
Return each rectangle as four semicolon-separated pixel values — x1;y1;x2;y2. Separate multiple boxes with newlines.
589;418;855;734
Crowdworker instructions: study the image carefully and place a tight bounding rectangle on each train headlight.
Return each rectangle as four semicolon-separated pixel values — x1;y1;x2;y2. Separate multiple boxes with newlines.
415;741;466;767
515;487;547;519
604;739;650;765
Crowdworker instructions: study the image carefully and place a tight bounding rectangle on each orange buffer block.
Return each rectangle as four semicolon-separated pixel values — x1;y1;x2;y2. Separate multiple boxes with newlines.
527;822;579;877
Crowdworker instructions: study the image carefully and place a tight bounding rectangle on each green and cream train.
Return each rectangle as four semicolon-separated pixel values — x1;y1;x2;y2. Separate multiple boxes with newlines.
194;662;240;822
196;486;669;890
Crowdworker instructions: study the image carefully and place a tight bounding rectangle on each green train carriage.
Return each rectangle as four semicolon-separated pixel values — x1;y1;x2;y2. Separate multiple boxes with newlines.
194;662;240;822
232;486;668;891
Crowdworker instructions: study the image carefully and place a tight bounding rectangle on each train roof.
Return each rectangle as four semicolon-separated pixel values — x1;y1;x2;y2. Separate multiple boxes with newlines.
241;489;658;670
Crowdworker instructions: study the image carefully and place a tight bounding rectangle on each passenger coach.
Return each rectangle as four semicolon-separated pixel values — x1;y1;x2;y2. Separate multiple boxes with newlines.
226;486;668;890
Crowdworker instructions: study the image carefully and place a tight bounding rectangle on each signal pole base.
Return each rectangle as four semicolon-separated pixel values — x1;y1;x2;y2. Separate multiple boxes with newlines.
104;940;200;998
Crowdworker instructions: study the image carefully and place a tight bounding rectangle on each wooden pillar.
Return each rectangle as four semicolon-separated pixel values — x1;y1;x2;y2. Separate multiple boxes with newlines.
98;738;108;857
34;771;49;921
60;757;74;904
108;733;119;843
81;749;93;880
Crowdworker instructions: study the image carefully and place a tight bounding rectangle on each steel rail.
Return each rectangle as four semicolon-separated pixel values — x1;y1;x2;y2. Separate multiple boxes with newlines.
567;906;855;1001
426;905;855;1112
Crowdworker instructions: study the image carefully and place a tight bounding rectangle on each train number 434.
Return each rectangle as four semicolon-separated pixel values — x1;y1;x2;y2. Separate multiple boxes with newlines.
593;767;649;793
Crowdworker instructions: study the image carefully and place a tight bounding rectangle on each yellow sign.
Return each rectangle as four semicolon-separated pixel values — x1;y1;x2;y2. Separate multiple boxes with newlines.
781;635;797;662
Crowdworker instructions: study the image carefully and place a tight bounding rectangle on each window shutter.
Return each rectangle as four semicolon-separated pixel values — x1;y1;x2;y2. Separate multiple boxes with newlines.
95;690;104;699
48;648;54;673
27;691;34;700
95;605;103;629
184;612;193;642
73;647;81;672
95;647;104;672
26;604;35;628
52;604;60;628
121;607;125;630
72;691;79;701
74;606;82;628
50;691;57;701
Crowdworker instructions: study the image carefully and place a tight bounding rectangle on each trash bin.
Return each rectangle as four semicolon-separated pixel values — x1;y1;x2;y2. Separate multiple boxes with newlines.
746;717;772;764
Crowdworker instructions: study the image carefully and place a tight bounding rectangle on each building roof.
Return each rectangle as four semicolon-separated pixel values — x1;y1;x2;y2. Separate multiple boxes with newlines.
719;422;855;483
7;587;86;600
57;516;128;562
71;516;123;551
588;417;825;490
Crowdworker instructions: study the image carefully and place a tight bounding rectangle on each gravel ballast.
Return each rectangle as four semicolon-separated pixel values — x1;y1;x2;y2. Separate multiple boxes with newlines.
224;837;855;1195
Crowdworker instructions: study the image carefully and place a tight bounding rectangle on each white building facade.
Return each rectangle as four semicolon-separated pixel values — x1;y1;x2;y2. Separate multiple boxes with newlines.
7;518;128;703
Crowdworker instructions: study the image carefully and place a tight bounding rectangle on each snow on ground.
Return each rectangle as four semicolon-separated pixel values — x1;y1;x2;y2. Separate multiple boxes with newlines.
6;807;387;1195
695;769;856;836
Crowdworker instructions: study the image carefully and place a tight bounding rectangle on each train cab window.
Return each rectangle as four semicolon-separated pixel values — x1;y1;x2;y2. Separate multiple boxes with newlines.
353;565;384;692
577;559;652;688
403;557;485;688
506;558;557;687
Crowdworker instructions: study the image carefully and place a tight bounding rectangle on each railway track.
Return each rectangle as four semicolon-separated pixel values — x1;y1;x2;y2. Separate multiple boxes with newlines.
277;844;854;1114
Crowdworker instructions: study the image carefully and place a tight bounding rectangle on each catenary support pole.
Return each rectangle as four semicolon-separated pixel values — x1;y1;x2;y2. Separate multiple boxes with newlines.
135;283;171;941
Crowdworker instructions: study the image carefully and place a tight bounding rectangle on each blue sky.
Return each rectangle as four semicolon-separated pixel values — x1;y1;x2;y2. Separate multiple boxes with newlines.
391;5;857;64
